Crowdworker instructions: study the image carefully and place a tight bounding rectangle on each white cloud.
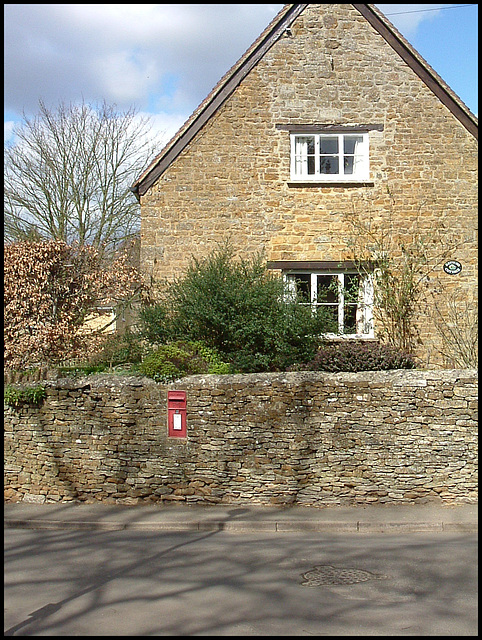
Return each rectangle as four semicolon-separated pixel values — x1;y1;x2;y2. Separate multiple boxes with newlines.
4;4;284;118
4;3;476;137
94;51;159;105
140;111;190;148
4;121;15;144
376;4;445;36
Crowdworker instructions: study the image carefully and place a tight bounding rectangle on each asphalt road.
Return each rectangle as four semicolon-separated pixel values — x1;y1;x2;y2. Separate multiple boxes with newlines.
4;528;478;636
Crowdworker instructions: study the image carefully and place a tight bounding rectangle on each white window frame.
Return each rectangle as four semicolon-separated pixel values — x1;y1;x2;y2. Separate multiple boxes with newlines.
285;270;374;338
290;132;369;182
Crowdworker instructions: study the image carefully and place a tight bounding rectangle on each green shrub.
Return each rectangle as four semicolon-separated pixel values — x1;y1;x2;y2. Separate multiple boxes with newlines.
4;384;46;407
89;330;146;368
294;341;416;373
191;341;233;375
139;243;333;372
58;364;108;376
138;304;172;344
57;331;147;377
137;340;232;383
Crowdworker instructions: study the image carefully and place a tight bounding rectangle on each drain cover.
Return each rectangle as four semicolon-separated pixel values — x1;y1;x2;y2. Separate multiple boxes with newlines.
300;564;387;586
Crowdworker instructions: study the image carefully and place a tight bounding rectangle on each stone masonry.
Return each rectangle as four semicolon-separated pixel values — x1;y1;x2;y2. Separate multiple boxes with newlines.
4;370;477;506
139;4;477;367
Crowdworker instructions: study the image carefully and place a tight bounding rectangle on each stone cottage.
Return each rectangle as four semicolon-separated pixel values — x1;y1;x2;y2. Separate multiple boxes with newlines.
131;3;478;367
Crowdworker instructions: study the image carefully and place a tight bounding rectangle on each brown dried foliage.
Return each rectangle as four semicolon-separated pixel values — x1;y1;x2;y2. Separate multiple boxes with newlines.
4;240;144;369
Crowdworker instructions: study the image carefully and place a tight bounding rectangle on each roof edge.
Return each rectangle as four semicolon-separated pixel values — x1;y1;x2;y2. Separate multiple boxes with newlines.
133;3;477;198
355;4;478;137
132;3;307;197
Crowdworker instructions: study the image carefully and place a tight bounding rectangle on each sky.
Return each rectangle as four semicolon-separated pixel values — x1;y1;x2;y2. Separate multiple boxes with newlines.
4;4;478;148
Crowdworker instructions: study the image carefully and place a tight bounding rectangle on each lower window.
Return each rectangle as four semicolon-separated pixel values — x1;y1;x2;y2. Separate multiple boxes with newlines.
285;270;374;337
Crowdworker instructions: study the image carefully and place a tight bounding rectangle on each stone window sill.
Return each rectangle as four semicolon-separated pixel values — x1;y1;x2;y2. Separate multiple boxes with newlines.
287;181;374;187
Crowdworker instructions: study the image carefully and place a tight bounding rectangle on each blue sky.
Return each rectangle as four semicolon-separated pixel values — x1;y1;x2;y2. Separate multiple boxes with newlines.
4;4;478;147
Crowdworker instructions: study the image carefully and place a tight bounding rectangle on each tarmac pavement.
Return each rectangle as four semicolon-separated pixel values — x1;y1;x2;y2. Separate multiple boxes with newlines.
4;500;478;533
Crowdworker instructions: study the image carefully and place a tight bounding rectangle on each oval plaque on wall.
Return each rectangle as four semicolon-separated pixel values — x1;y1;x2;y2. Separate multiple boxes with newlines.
443;260;462;275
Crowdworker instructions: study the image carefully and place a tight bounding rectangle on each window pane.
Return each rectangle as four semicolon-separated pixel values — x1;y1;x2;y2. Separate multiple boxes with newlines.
323;305;339;330
343;135;363;154
317;275;338;303
292;273;311;302
343;274;360;333
296;136;315;154
320;136;338;154
294;136;316;176
344;304;358;333
343;135;365;177
320;157;339;174
295;157;316;175
344;157;354;174
344;274;360;303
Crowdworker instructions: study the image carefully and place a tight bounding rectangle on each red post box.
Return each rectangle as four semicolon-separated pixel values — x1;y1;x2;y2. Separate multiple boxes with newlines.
167;390;187;438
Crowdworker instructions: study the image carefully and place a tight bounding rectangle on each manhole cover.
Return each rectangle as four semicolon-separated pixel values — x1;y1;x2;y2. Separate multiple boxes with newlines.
300;564;387;586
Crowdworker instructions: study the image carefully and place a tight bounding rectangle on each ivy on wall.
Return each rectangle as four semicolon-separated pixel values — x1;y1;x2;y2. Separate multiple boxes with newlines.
4;384;46;407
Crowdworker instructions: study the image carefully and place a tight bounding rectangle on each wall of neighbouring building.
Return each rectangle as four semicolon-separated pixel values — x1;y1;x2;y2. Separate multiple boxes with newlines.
4;370;477;506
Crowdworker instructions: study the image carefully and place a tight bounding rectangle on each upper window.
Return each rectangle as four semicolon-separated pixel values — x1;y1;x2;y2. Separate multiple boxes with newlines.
290;132;369;182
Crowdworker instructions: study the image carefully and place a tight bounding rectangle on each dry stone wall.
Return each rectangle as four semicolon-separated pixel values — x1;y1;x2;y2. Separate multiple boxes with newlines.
4;370;477;507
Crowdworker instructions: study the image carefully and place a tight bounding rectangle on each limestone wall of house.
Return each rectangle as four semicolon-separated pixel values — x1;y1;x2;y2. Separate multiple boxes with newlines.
4;370;477;506
140;4;477;367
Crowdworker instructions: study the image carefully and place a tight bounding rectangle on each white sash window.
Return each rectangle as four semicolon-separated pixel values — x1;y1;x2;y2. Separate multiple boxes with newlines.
291;132;369;181
285;270;374;337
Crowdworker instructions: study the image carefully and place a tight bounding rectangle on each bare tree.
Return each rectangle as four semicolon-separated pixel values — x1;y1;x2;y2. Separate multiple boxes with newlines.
429;289;478;368
4;100;157;253
344;188;469;356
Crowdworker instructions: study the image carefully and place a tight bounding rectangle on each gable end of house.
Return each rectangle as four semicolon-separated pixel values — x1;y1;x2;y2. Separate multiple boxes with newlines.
131;3;477;199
